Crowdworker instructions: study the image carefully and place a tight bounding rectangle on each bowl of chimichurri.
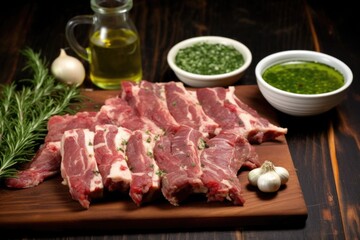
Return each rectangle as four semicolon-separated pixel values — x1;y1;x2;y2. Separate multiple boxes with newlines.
167;36;252;87
255;50;353;116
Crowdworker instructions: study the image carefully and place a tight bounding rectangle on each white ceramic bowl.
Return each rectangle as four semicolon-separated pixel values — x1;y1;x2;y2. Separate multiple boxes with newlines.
167;36;252;87
255;50;353;116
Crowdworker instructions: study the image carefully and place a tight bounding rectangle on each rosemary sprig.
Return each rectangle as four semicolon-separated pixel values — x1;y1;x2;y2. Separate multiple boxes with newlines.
0;48;82;179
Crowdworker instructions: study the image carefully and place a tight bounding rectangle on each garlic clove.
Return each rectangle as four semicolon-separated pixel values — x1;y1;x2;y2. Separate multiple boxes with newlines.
248;167;263;186
274;166;290;184
257;171;281;193
51;49;85;87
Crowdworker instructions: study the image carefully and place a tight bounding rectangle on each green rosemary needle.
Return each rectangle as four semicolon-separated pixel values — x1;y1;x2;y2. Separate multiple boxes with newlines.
0;48;82;180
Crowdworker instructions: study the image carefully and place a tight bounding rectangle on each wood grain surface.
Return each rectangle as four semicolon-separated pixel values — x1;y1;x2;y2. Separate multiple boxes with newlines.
0;86;307;233
0;0;359;239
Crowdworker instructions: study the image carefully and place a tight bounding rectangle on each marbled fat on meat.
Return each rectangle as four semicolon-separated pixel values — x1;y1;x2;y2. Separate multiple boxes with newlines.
96;96;162;135
200;130;260;205
121;80;180;133
153;126;207;206
164;81;219;137
126;130;161;206
196;86;287;144
231;89;288;143
94;125;132;192
60;128;103;209
45;112;98;143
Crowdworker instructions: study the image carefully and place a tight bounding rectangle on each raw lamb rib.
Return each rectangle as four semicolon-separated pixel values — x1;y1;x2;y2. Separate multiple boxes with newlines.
94;124;132;192
5;111;100;189
200;130;260;205
96;96;162;135
121;80;180;133
196;86;288;144
153;125;207;206
164;81;219;137
61;128;103;209
45;111;98;143
126;130;161;206
5;141;61;188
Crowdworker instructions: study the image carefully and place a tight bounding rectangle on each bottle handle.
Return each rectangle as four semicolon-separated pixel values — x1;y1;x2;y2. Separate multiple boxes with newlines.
65;15;93;61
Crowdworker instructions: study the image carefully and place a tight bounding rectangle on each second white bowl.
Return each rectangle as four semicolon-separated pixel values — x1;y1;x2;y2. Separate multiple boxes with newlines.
255;50;353;116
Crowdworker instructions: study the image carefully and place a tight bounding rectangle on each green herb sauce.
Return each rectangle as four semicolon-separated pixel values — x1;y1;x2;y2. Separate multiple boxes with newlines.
262;61;344;94
175;42;244;75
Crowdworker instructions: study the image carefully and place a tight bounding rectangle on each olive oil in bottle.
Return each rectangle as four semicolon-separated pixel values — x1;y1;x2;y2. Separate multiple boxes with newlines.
88;28;142;89
65;0;142;90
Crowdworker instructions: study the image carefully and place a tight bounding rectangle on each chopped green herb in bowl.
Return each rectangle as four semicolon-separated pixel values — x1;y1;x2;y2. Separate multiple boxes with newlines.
167;36;252;87
175;42;245;75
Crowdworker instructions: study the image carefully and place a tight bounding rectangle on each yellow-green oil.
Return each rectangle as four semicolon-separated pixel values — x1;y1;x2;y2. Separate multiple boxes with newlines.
88;28;142;89
262;61;344;94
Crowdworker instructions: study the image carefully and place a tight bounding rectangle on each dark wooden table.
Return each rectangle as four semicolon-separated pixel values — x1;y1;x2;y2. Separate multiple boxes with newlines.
1;0;359;239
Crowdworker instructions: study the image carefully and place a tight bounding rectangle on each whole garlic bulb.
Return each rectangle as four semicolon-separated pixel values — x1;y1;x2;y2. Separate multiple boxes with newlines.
248;160;289;193
51;48;85;86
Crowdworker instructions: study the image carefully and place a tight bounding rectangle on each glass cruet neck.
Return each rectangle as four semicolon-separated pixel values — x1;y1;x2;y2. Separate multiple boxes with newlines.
91;0;133;14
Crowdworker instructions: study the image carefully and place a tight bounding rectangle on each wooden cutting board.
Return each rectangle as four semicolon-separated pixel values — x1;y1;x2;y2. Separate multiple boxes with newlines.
0;85;307;233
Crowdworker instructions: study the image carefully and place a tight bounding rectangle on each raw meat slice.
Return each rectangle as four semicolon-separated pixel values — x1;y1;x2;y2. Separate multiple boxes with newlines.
121;80;180;133
60;128;103;209
45;111;98;143
200;129;260;205
94;124;132;192
126;130;161;206
164;81;219;137
232;92;287;143
153;126;207;206
5;141;61;188
96;96;162;135
196;86;287;143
